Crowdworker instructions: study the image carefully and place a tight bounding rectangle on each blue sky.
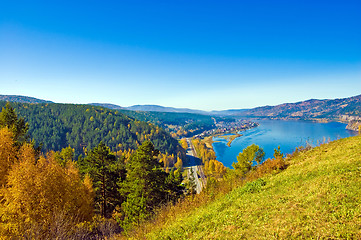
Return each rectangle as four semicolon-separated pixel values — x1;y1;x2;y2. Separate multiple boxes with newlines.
1;1;360;110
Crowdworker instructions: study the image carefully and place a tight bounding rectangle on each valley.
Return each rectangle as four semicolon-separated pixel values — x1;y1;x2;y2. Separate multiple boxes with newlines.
0;94;360;239
2;1;360;239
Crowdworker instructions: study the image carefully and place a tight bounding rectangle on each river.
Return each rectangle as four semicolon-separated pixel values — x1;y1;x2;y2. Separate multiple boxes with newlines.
212;120;357;168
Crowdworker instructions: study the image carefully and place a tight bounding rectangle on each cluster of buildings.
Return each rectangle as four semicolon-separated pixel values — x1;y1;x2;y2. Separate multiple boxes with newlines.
194;120;259;138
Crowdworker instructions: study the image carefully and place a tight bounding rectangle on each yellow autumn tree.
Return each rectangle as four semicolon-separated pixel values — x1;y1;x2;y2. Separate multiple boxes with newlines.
0;127;17;187
179;138;188;150
204;159;227;179
214;160;227;178
1;150;94;238
174;156;183;169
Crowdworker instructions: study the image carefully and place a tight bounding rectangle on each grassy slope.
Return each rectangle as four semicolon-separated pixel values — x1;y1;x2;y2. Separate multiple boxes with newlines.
146;135;361;239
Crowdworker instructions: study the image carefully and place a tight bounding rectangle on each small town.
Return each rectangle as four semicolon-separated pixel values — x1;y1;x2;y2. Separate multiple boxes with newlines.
194;119;259;138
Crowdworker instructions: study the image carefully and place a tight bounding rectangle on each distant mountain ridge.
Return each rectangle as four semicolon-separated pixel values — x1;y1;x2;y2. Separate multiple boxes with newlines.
210;109;249;115
0;95;53;104
125;104;208;115
91;103;246;116
237;94;361;119
2;94;360;121
121;95;361;119
89;103;124;110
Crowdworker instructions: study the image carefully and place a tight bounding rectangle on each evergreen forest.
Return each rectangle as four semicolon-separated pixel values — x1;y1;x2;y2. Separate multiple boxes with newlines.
0;101;185;162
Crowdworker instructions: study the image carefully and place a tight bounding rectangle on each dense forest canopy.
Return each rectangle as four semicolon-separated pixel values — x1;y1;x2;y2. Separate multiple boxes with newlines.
0;101;185;159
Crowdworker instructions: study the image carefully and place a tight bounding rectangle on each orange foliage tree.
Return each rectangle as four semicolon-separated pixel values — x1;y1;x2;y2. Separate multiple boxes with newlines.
0;128;17;187
0;129;94;238
179;138;188;150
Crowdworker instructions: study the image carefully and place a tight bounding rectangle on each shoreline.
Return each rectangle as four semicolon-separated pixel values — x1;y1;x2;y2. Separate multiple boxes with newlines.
226;133;243;147
201;123;260;149
203;131;243;148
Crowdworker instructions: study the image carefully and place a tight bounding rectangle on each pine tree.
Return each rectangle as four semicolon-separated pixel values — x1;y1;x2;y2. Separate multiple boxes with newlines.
165;168;185;201
0;103;29;145
119;141;168;228
79;142;125;217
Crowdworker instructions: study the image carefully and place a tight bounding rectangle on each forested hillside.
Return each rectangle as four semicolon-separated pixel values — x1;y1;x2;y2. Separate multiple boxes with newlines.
0;101;185;159
0;110;187;239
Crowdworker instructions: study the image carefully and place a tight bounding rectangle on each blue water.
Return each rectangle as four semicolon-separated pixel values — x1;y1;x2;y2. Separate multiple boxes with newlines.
212;120;357;168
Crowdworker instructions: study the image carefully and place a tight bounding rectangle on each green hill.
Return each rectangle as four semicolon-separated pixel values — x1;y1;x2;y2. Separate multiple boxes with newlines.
0;95;53;104
144;135;361;239
0;101;184;159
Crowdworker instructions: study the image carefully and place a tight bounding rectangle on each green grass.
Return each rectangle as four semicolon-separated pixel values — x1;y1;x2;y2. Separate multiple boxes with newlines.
145;135;361;239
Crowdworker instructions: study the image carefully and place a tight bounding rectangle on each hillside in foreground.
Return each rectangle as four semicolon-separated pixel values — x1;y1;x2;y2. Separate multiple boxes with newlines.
144;135;361;239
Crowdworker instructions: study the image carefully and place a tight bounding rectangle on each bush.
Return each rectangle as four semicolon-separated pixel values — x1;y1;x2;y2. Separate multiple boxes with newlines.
241;178;266;193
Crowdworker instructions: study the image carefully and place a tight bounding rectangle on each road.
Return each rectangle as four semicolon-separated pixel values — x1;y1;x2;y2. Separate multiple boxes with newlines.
185;138;207;194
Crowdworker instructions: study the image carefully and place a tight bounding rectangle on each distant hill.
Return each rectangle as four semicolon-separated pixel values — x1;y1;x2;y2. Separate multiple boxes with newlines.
125;105;251;116
121;94;361;119
89;103;123;110
237;94;361;119
0;95;53;104
125;104;208;115
210;109;249;116
3;94;360;123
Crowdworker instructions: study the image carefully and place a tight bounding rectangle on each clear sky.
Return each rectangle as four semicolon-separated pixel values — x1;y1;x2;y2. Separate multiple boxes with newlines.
1;1;360;110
